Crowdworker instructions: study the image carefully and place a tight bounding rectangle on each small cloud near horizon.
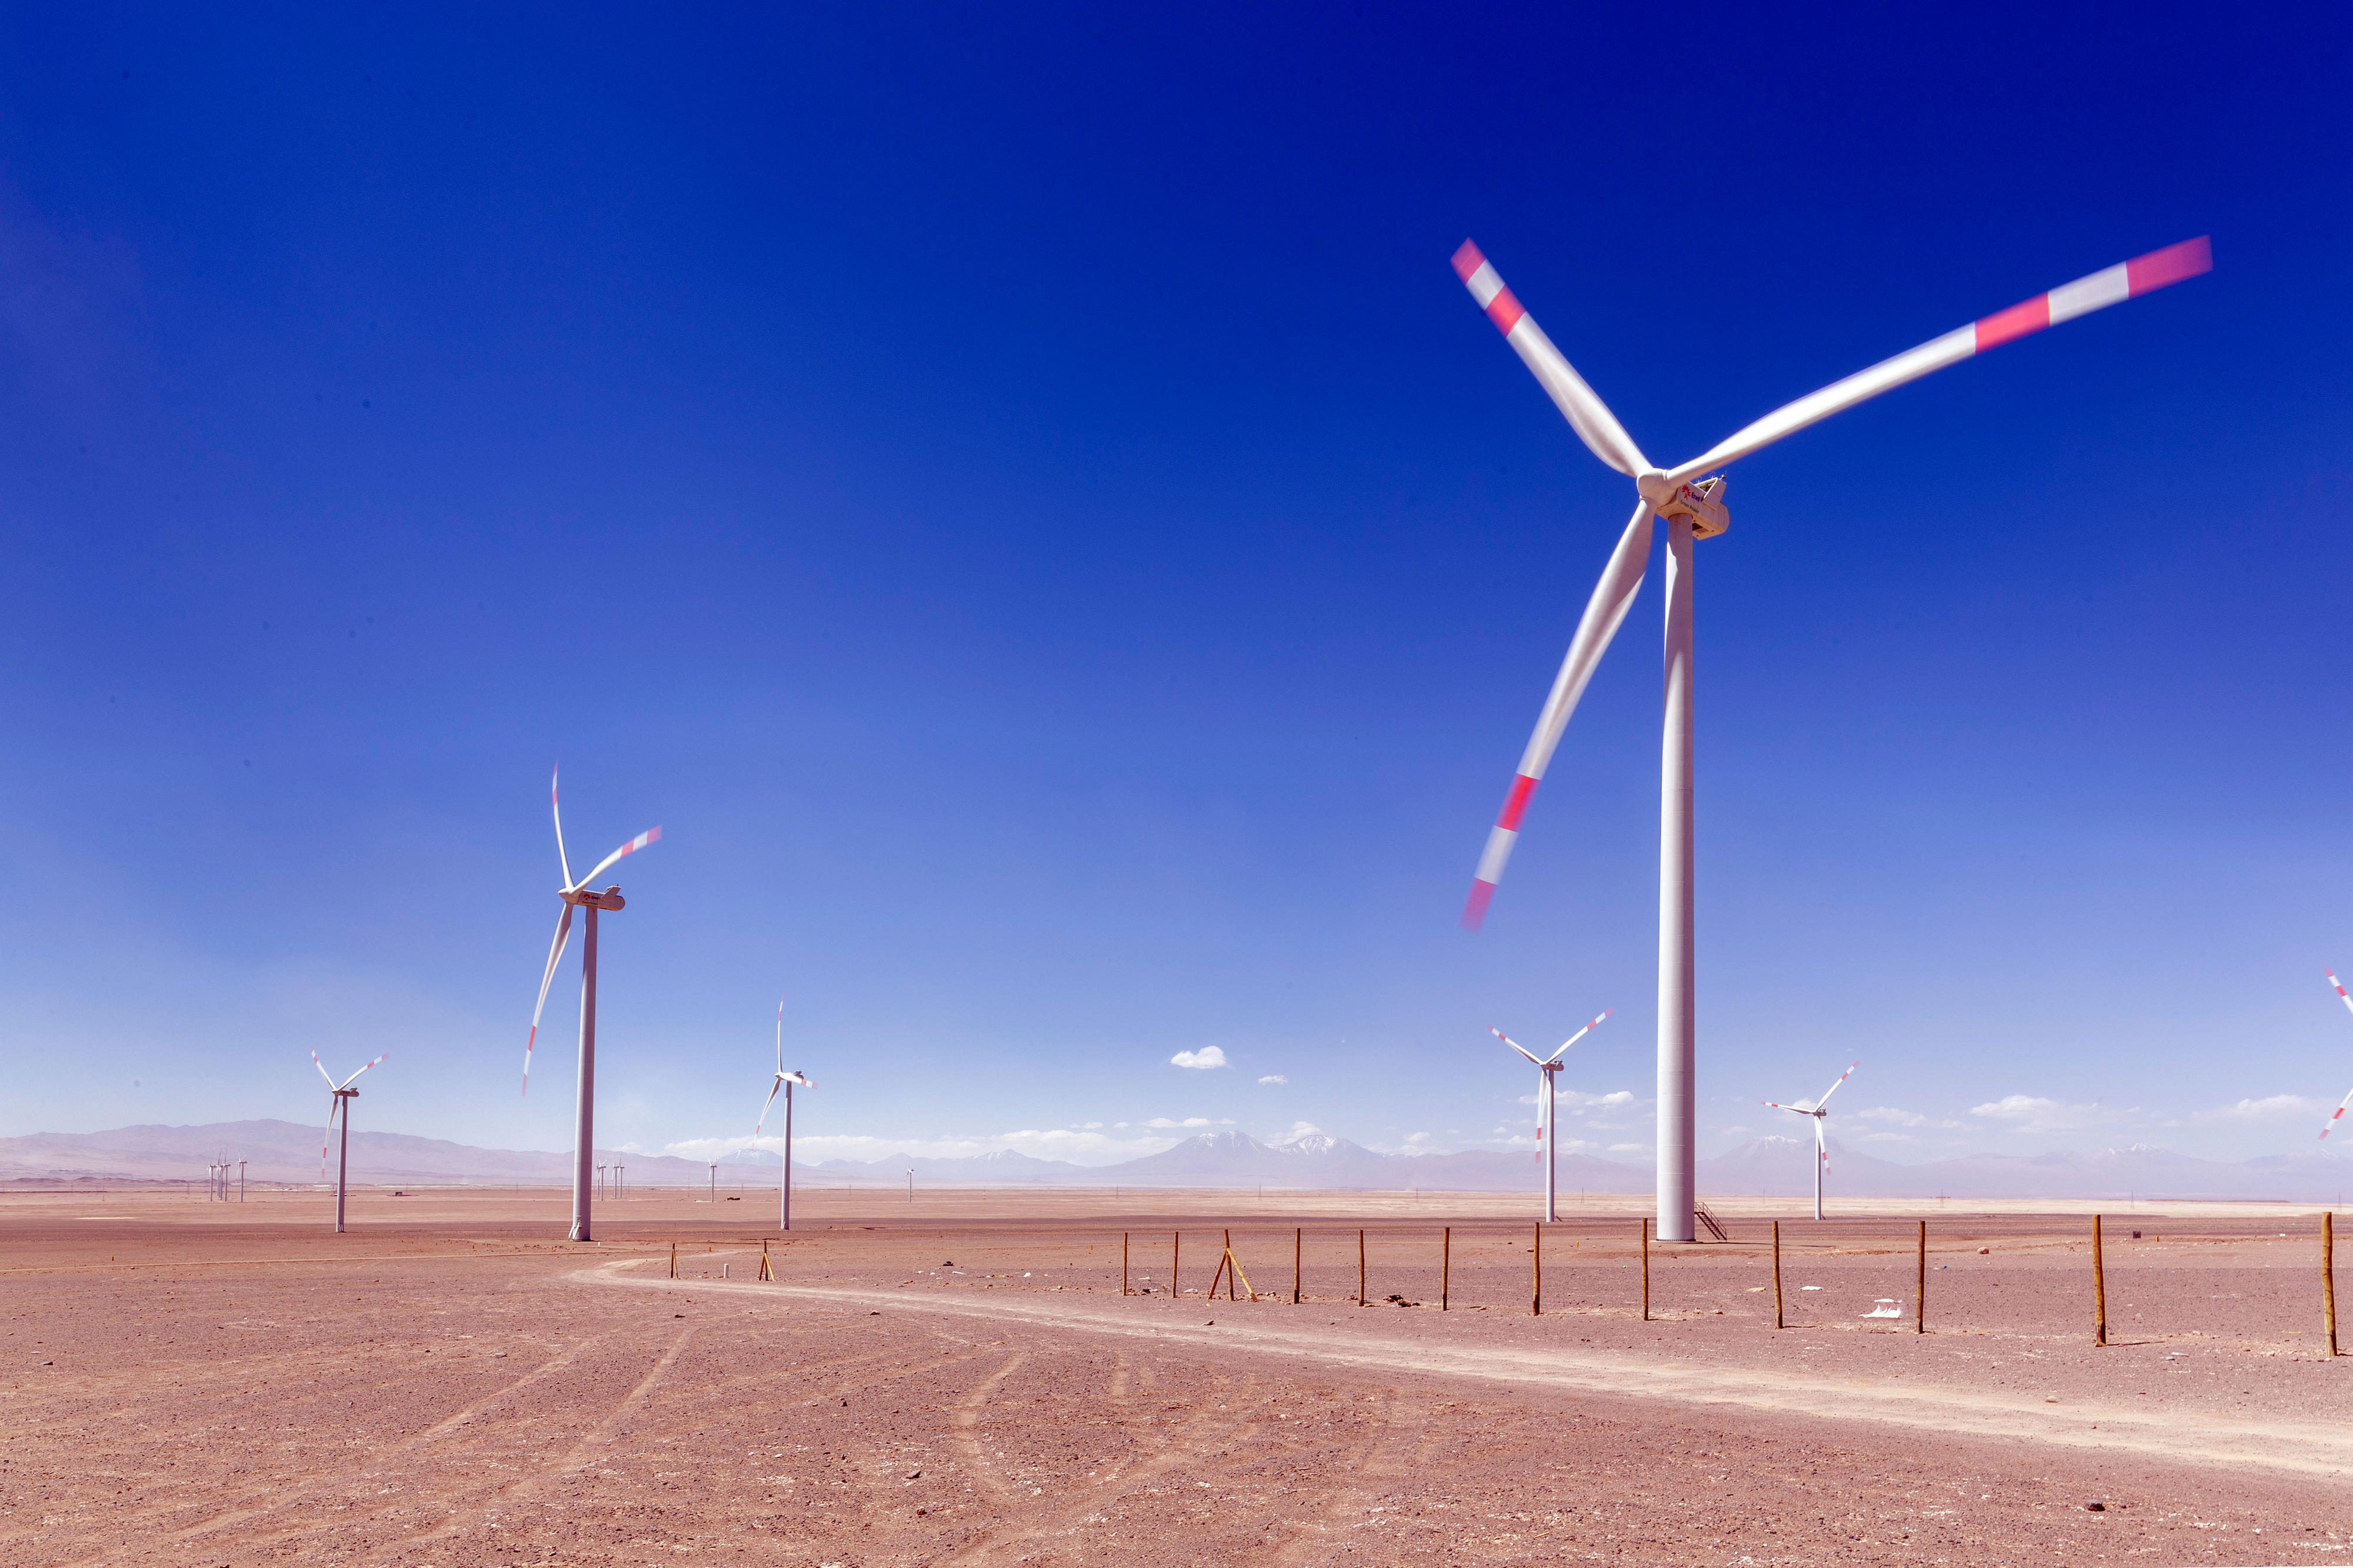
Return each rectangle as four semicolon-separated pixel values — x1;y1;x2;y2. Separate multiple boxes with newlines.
1170;1046;1228;1070
1856;1105;1962;1130
1969;1095;2130;1135
1257;1073;1288;1085
2194;1093;2325;1125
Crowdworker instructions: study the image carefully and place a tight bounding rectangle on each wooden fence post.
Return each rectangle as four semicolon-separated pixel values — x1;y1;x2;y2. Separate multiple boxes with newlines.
1357;1228;1367;1307
1172;1231;1180;1298
1771;1220;1783;1329
1915;1219;1926;1335
2092;1214;2107;1347
668;1240;677;1280
1122;1231;1129;1296
1532;1222;1542;1316
1640;1217;1650;1322
1442;1226;1451;1312
1292;1227;1301;1305
2325;1211;2338;1357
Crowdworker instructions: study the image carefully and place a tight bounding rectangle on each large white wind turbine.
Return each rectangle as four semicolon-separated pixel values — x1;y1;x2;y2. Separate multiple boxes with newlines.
756;994;814;1232
524;766;661;1243
312;1050;386;1234
1764;1061;1856;1221
1451;234;2212;1242
2319;972;2353;1140
1491;1007;1610;1222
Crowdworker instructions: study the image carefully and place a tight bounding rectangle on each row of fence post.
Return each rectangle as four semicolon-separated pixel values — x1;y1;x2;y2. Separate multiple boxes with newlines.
1116;1215;2341;1349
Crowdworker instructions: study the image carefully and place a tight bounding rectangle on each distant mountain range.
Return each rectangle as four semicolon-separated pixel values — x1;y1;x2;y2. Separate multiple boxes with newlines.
813;1129;2353;1202
0;1119;717;1186
5;1121;2351;1200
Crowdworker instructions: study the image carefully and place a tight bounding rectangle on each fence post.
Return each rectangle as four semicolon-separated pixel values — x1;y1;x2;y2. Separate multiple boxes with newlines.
1640;1217;1650;1322
2092;1213;2107;1347
2325;1211;2338;1357
1358;1228;1367;1307
1122;1231;1129;1296
668;1240;677;1280
1532;1222;1542;1316
1771;1220;1783;1329
1915;1219;1926;1335
1442;1226;1451;1312
1172;1231;1180;1298
1293;1226;1301;1305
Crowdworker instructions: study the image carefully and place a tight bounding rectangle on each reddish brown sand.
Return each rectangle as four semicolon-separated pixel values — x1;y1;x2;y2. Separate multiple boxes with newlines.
5;1186;2352;1565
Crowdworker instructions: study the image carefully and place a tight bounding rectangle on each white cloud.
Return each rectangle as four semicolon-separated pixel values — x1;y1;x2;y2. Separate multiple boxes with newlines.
1561;1089;1635;1112
1141;1116;1235;1129
1170;1047;1228;1070
1856;1130;1921;1144
1257;1074;1288;1086
1607;1142;1649;1153
1968;1095;2124;1135
1272;1121;1323;1144
1855;1105;1962;1129
2194;1094;2325;1124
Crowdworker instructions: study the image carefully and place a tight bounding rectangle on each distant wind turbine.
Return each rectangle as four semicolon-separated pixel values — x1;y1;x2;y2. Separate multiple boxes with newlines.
312;1050;386;1235
1764;1062;1856;1220
1490;1008;1609;1222
758;995;814;1232
524;766;661;1243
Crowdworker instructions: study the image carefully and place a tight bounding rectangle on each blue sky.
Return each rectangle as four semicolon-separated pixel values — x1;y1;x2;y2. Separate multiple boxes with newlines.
1;4;2347;1172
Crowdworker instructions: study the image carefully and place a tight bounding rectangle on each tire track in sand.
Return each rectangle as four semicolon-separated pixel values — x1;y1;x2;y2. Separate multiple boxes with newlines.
43;1331;621;1568
584;1265;2353;1480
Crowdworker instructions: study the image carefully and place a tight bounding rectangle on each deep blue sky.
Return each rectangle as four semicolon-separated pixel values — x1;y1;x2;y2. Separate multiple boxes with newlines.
1;4;2346;1172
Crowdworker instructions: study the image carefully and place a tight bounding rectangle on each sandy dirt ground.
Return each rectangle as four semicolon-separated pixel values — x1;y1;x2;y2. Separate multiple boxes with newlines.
4;1185;2352;1566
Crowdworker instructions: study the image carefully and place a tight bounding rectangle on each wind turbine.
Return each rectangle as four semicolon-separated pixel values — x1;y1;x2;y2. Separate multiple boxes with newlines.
1764;1062;1856;1220
2318;972;2353;1140
757;995;814;1232
524;766;661;1243
1450;234;2212;1243
1491;1008;1610;1222
312;1050;386;1234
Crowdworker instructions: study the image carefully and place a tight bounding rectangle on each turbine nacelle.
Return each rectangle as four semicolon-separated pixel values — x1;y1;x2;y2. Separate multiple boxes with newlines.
562;884;626;910
1640;472;1729;538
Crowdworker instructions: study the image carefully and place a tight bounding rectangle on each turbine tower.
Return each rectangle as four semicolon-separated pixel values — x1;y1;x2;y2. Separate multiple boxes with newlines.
312;1050;386;1234
1765;1061;1855;1220
524;766;661;1243
1451;235;2212;1242
1490;1008;1609;1222
758;995;814;1232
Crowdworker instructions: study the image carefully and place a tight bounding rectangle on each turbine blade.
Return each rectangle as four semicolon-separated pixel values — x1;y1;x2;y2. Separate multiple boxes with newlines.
1816;1062;1858;1108
1463;502;1655;929
577;825;662;890
311;1050;338;1091
783;1072;812;1088
776;993;786;1075
1452;242;1650;476
1665;236;2211;484
1545;1006;1612;1063
339;1052;389;1090
2323;973;2353;1139
756;1076;783;1135
551;766;572;892
320;1096;339;1179
523;903;575;1095
1490;1026;1545;1067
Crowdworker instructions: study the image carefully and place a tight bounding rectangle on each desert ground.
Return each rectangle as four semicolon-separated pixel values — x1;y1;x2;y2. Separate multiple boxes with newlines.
4;1183;2351;1566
